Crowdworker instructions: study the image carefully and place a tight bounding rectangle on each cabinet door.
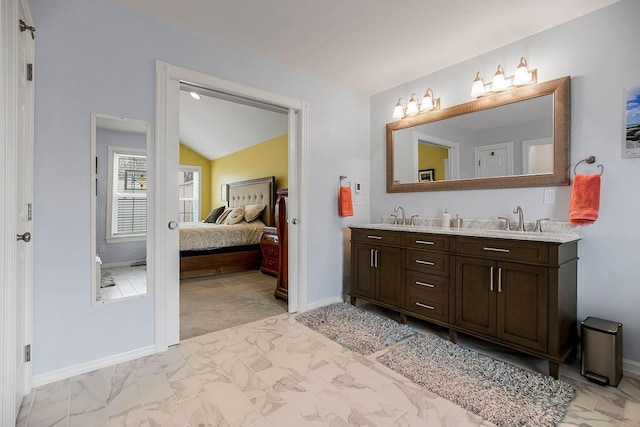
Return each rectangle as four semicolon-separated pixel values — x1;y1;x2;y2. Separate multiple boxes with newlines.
352;243;376;298
375;246;405;307
455;257;496;336
496;262;548;352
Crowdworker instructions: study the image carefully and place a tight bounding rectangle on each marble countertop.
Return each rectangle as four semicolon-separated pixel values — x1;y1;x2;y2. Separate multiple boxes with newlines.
351;218;582;243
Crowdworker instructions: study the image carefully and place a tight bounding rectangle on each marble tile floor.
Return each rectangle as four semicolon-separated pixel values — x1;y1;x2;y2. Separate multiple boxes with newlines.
97;266;147;302
17;310;640;427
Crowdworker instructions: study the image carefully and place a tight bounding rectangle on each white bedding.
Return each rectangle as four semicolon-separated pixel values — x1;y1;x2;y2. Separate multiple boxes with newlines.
179;220;265;252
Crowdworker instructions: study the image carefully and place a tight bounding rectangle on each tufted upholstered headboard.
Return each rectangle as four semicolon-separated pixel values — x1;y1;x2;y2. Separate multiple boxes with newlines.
226;176;276;227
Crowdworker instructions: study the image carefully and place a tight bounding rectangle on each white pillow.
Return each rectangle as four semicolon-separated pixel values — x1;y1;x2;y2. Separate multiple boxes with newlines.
244;204;266;222
214;208;233;224
224;206;246;225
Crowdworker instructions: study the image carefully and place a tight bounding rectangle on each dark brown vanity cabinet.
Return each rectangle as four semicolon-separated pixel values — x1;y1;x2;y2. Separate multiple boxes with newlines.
455;257;548;353
351;230;405;308
404;233;451;324
350;227;578;379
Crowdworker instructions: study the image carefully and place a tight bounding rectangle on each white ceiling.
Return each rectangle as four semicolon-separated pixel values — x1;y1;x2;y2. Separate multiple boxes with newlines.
114;0;618;95
179;90;288;160
118;0;617;159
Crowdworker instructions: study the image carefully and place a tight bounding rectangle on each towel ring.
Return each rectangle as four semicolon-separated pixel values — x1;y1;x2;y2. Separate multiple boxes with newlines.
574;156;604;176
339;175;351;187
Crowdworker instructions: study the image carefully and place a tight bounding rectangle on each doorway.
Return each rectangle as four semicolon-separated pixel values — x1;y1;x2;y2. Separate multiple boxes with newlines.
154;61;308;350
177;85;289;340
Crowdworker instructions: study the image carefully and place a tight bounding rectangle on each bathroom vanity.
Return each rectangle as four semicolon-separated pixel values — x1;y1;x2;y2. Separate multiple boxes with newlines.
350;224;580;378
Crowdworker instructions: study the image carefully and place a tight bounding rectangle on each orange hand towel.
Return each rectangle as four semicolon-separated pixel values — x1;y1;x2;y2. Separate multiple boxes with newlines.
339;186;354;217
570;174;601;224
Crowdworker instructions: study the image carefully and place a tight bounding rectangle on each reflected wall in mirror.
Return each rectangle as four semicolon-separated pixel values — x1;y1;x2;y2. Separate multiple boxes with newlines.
387;76;570;192
91;113;150;304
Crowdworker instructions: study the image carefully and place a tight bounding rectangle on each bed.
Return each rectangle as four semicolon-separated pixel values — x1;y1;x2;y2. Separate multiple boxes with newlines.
179;176;276;279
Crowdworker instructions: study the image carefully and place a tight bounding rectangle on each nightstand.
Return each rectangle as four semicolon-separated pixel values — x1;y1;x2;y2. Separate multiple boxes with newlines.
260;226;279;276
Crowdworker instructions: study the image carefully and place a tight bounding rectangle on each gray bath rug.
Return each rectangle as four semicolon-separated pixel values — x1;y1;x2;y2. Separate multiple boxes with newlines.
378;334;574;427
295;303;415;355
100;272;116;288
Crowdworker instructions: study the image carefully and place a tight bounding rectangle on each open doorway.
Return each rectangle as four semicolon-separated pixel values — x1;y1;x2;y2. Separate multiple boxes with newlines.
177;85;289;339
154;61;307;350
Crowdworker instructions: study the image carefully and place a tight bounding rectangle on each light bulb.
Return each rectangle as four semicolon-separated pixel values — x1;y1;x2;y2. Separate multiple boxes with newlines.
420;88;434;111
406;94;419;115
513;57;532;85
392;98;405;119
471;72;486;97
190;92;201;100
491;65;508;92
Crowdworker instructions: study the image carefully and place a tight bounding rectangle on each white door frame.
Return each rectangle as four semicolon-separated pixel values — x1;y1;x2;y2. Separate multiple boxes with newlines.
412;131;461;180
154;61;308;351
1;0;34;423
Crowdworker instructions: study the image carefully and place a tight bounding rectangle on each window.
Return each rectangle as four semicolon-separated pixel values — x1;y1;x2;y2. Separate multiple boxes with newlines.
179;166;201;222
106;147;147;242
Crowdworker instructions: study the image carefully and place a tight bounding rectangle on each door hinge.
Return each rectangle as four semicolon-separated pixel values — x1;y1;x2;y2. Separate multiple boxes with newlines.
24;345;31;362
27;63;33;81
19;19;35;39
27;203;32;221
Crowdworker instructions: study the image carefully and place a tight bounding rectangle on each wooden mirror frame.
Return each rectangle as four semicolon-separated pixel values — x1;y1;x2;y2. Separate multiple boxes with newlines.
386;76;570;192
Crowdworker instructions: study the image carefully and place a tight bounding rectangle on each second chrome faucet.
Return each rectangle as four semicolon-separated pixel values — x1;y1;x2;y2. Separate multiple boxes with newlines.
393;206;405;226
513;205;526;231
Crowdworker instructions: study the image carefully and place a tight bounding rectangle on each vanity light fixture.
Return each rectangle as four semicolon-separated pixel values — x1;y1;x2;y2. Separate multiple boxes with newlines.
406;94;419;115
471;72;486;97
471;57;537;98
513;57;533;85
392;98;405;119
189;91;201;100
392;89;441;119
420;88;435;111
491;65;508;91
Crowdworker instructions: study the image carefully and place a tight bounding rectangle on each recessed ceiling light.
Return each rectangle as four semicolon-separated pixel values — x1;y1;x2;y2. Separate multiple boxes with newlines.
190;92;201;100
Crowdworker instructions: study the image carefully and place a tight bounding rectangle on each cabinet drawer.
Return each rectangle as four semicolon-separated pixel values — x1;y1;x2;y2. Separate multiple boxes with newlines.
352;229;403;246
405;271;448;301
405;294;447;322
406;250;449;276
456;237;549;264
405;233;450;252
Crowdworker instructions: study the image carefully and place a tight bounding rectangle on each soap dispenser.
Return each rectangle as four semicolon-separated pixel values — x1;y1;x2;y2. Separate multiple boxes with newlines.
442;208;450;228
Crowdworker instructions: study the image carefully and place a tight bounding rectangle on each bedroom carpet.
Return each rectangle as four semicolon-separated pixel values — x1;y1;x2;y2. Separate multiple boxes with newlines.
180;270;287;340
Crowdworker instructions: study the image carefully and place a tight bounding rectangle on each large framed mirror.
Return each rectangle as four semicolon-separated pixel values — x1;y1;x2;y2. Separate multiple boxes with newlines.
90;113;150;304
386;76;570;192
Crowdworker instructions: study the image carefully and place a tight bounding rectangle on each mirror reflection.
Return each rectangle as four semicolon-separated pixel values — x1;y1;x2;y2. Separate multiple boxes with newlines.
392;95;553;183
91;113;150;304
386;76;570;192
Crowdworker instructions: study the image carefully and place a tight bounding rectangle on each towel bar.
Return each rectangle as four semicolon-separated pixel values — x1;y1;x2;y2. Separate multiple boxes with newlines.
574;156;604;176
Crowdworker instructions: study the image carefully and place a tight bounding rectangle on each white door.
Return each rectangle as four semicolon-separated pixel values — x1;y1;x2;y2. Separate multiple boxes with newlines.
15;0;34;413
474;142;513;178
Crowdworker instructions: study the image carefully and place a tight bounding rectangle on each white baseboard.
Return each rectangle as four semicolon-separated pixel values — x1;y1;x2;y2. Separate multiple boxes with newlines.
303;294;348;312
32;345;155;388
624;358;640;379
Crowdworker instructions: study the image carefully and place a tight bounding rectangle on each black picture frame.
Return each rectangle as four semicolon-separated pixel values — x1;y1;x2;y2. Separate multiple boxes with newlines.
418;168;435;182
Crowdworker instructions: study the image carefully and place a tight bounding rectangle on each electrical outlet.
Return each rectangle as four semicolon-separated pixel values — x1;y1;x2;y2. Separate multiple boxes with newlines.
99;245;106;253
354;195;363;206
543;189;556;204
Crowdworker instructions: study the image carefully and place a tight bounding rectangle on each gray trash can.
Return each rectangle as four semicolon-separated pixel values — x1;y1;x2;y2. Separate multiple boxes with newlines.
581;317;623;386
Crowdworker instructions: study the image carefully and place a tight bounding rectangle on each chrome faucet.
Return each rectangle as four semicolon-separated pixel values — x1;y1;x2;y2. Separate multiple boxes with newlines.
394;206;405;226
513;205;525;231
410;215;419;226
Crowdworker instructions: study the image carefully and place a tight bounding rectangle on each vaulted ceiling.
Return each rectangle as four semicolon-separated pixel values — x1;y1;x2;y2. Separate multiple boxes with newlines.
114;0;618;158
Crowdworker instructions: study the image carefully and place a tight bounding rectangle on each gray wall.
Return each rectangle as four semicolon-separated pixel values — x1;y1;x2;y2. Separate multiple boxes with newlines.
96;128;146;265
30;0;370;375
370;0;640;364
